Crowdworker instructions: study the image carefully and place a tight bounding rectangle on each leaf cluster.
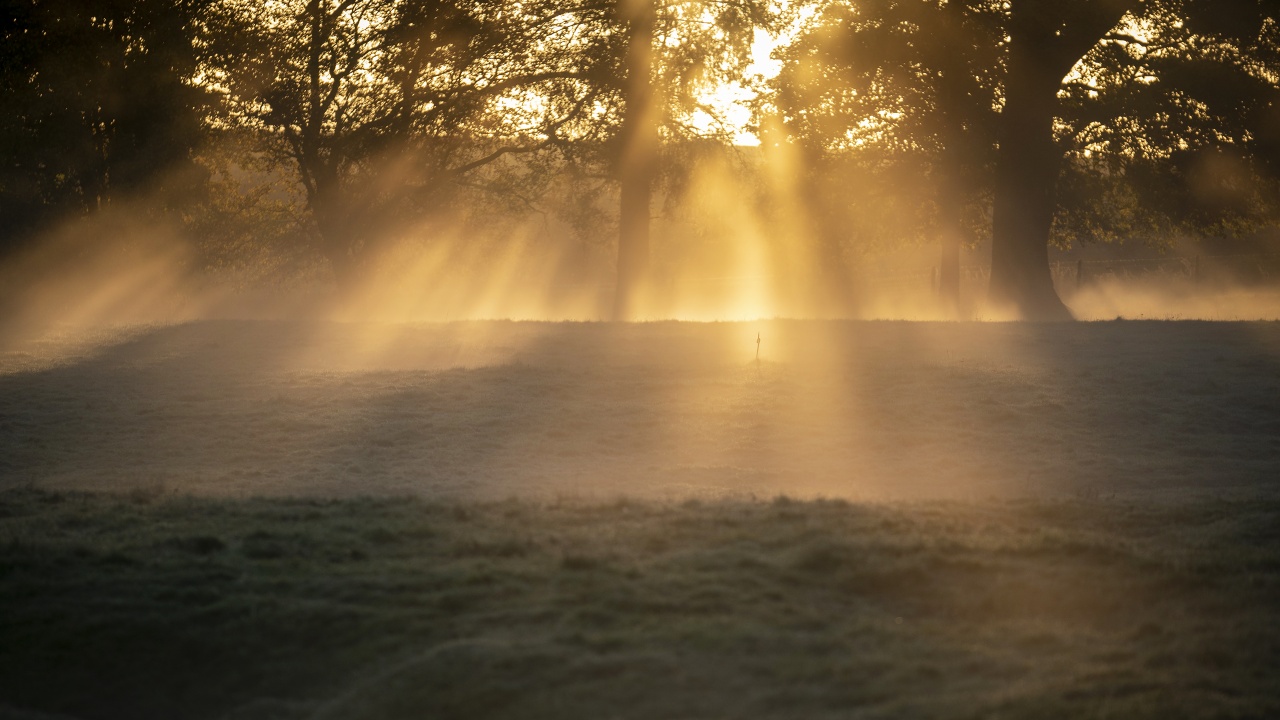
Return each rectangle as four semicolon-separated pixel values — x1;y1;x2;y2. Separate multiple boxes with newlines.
770;0;1280;250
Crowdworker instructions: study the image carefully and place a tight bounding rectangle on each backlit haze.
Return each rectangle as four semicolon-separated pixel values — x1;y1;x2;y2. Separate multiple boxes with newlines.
2;0;1279;503
5;4;1280;717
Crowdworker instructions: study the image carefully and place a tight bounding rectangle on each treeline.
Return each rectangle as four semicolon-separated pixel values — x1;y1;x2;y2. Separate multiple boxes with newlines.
1;0;1277;319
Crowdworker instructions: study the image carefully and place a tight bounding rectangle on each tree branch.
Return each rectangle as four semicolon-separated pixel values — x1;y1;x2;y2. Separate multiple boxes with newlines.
448;91;596;175
471;71;588;100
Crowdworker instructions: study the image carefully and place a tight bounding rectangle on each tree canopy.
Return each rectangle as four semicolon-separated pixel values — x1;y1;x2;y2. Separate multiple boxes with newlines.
0;0;210;255
1;0;1277;317
770;0;1279;317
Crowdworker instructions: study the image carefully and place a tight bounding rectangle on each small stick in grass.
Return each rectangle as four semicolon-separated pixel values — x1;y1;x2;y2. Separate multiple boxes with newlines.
756;332;761;361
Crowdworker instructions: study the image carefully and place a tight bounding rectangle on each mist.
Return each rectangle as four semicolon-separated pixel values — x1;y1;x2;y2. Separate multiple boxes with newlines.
2;159;1276;342
4;0;1280;718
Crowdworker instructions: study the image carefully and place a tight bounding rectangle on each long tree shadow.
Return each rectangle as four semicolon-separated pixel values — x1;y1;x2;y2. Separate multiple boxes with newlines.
821;320;1280;498
0;321;737;497
2;320;1279;500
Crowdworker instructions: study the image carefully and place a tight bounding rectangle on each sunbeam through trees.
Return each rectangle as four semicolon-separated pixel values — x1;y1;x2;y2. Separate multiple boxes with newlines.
3;2;1280;717
3;0;1277;323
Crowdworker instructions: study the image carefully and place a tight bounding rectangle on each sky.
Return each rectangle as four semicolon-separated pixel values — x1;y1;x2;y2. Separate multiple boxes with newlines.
691;28;786;145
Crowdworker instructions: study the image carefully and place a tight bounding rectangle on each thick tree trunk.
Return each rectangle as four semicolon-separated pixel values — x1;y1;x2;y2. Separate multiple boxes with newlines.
987;0;1136;320
988;59;1072;320
613;0;657;321
315;213;361;293
309;169;364;294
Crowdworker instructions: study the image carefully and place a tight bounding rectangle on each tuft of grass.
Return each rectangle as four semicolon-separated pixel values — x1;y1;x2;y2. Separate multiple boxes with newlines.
166;536;226;555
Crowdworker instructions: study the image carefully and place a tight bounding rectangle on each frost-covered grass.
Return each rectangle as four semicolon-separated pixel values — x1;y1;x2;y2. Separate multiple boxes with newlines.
1;320;1279;718
2;319;1279;499
1;488;1278;720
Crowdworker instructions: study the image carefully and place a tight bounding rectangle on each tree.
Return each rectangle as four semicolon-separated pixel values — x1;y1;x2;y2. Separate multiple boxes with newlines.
0;0;210;256
774;0;1279;319
776;0;1139;319
202;0;595;288
542;0;774;318
985;0;1136;319
1054;1;1280;249
770;0;1004;313
614;0;660;320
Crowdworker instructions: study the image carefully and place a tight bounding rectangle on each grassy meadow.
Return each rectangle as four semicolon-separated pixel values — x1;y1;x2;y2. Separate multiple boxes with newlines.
2;487;1279;719
2;319;1280;718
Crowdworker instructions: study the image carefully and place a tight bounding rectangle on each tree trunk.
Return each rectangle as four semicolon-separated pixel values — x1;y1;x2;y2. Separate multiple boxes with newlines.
937;184;962;315
309;168;364;294
315;212;361;294
932;1;969;317
987;55;1071;320
987;0;1136;320
613;0;657;321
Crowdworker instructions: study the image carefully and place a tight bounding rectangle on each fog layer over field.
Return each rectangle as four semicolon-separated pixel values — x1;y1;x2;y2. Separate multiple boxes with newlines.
3;320;1278;500
2;200;1280;335
5;234;1280;331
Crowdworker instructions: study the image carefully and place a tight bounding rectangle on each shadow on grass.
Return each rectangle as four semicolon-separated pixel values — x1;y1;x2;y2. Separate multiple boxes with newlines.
5;320;1280;500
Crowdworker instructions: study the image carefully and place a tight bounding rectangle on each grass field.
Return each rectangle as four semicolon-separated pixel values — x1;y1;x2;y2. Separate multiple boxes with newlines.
2;488;1279;720
1;319;1279;719
3;320;1279;499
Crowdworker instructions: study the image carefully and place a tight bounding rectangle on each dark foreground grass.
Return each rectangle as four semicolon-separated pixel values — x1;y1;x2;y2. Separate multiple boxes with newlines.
1;488;1278;720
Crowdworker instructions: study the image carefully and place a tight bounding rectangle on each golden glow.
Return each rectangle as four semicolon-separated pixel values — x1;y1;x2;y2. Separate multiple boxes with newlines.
4;165;1279;347
4;4;1279;342
690;28;785;146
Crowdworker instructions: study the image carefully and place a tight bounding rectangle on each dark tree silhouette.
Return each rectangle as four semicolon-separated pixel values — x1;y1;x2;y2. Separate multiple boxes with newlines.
772;0;1003;313
0;0;210;255
986;0;1137;319
974;0;1277;317
203;0;594;287
1054;1;1280;248
775;0;1278;319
